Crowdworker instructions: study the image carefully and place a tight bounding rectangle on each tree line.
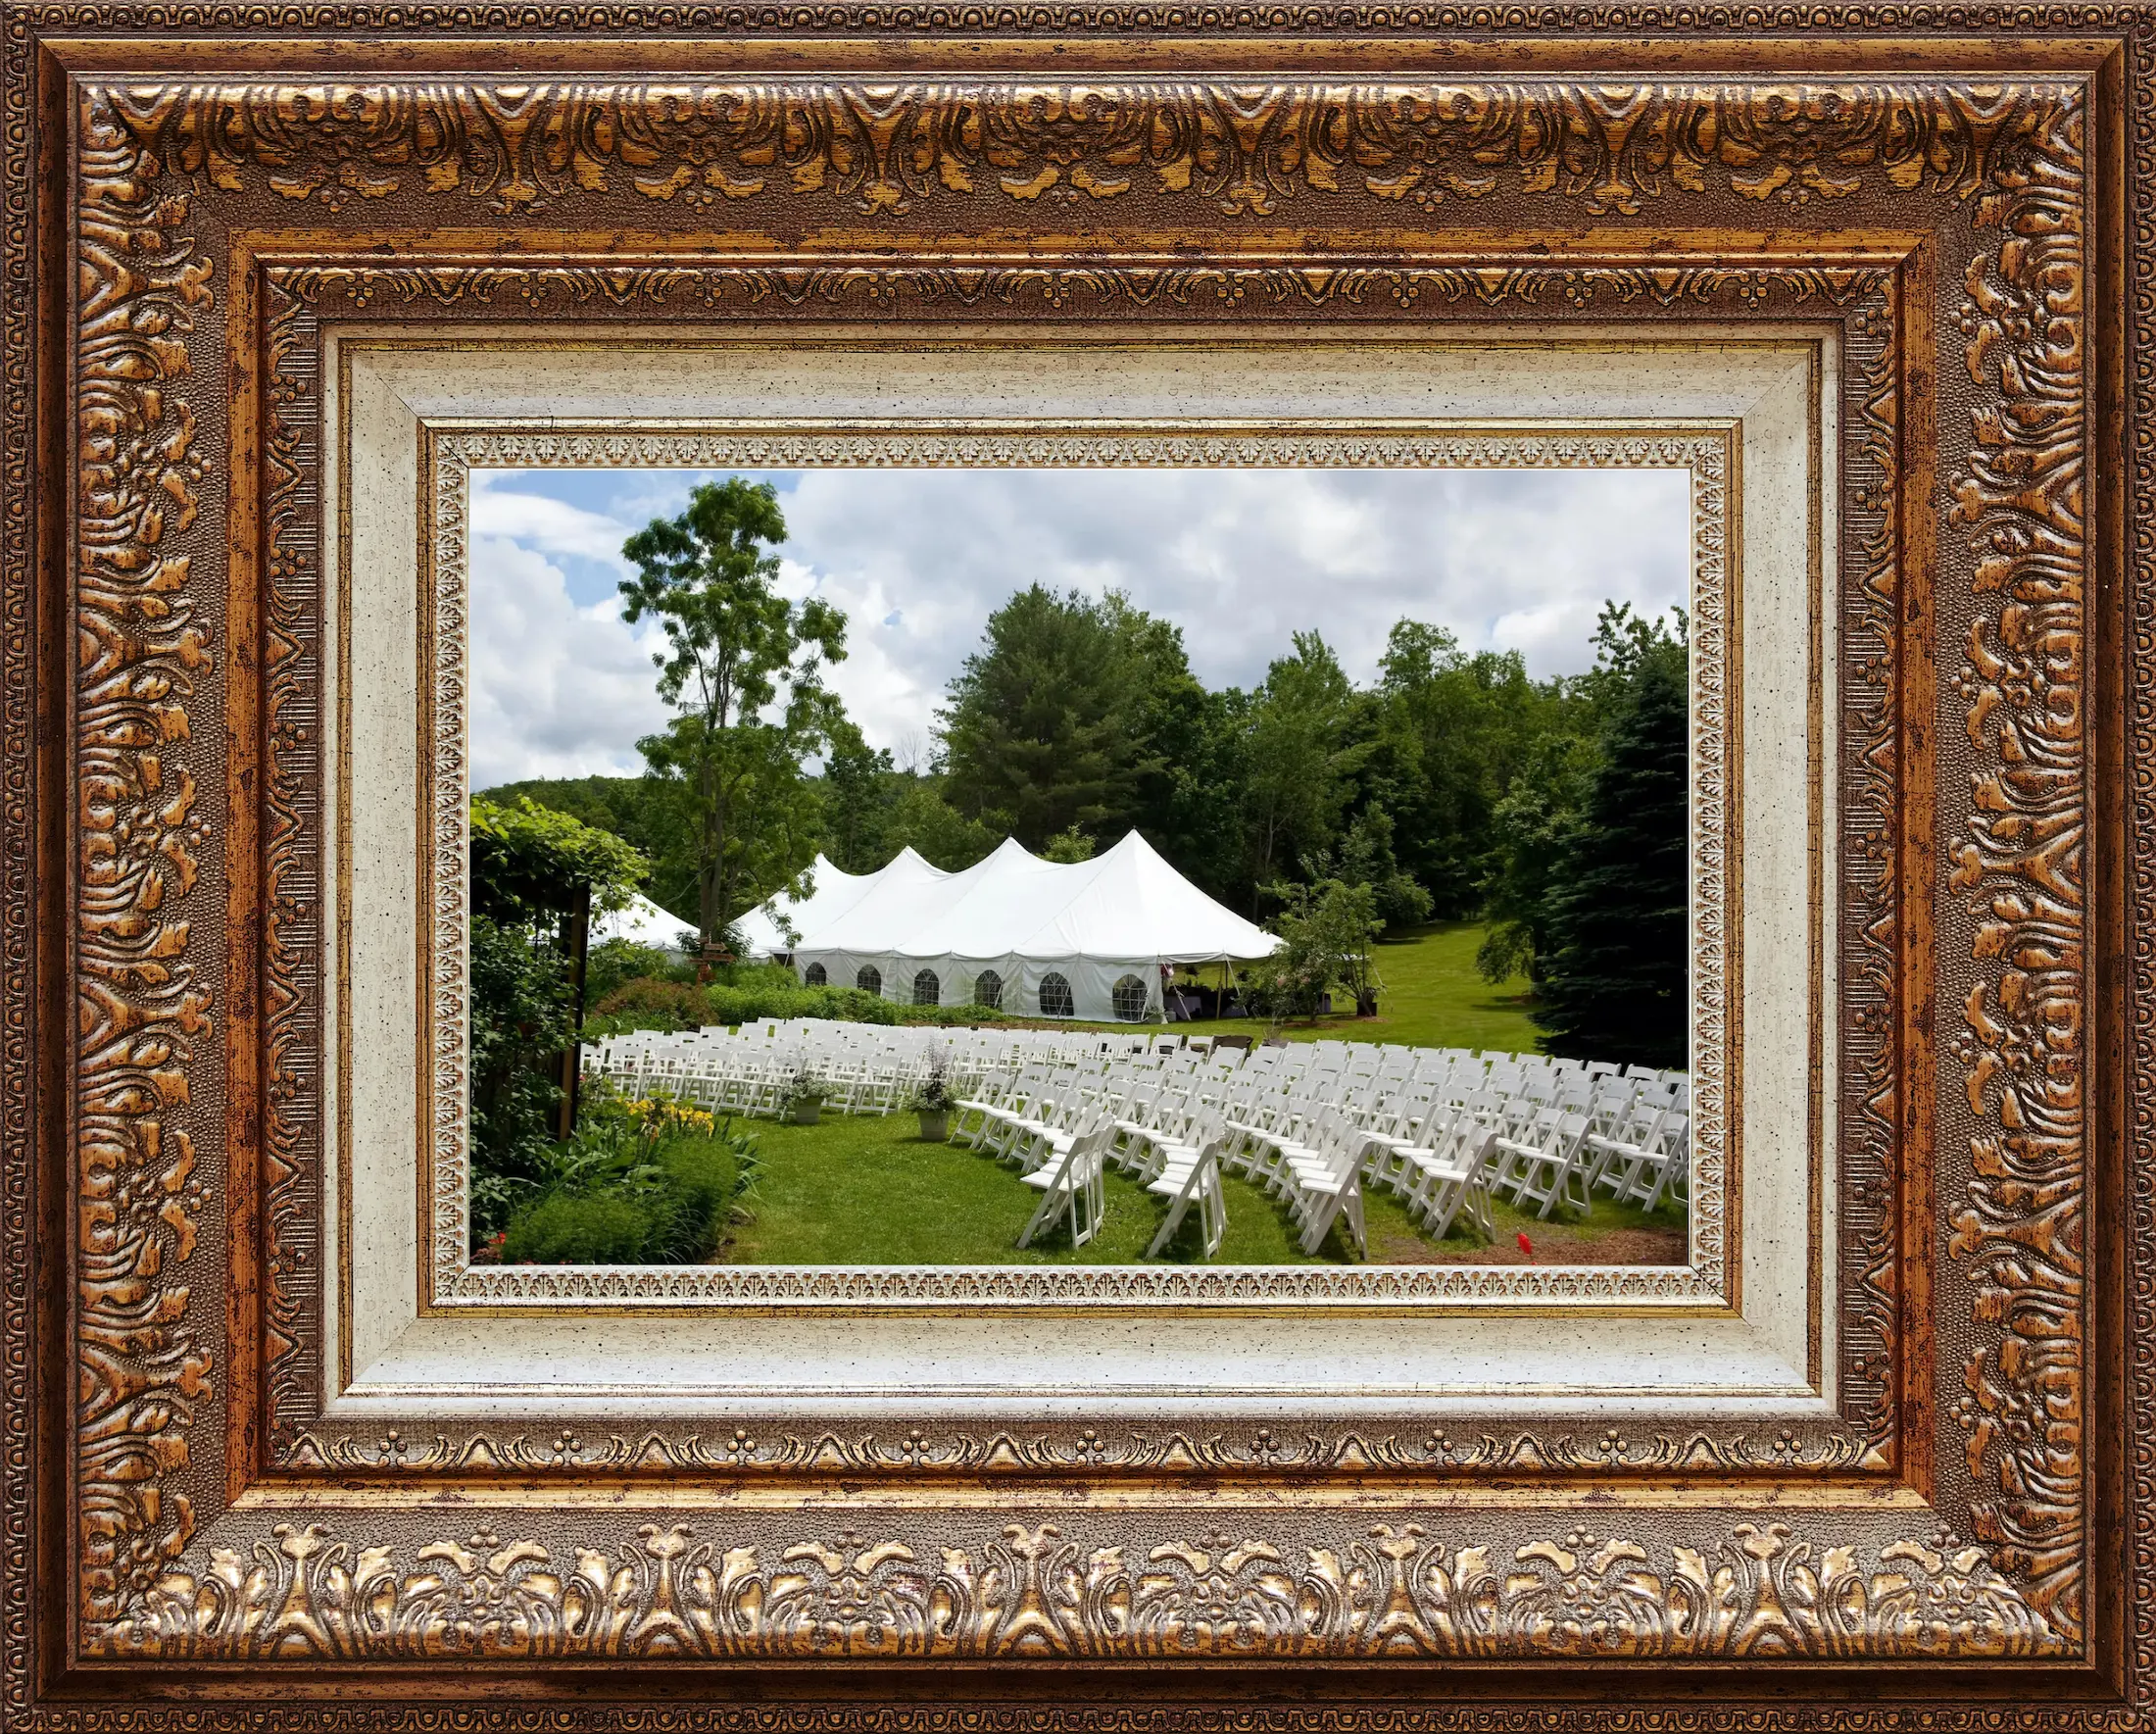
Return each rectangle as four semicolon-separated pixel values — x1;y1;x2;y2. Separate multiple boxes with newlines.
483;476;1690;1067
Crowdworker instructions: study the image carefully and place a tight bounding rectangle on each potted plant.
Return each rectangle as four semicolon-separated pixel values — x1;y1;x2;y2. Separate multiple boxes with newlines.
779;1057;828;1125
909;1048;956;1142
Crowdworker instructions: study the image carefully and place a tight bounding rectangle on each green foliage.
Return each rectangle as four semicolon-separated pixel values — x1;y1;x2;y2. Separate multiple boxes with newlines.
1042;824;1097;864
466;795;651;1244
1473;732;1598;985
1472;602;1692;1005
585;973;1009;1038
466;914;577;1239
1243;877;1387;1021
816;732;897;872
591;975;710;1031
879;772;1001;869
908;1048;957;1115
1308;808;1434;932
1530;613;1690;1069
469;794;647;924
583;937;691;1009
940;585;1200;853
478;773;702;924
1238;633;1369;901
620;477;851;949
1374;622;1568;918
494;1086;756;1264
501;1191;657;1264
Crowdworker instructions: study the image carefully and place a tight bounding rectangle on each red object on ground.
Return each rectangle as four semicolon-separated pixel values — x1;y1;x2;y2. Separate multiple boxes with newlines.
1516;1231;1534;1256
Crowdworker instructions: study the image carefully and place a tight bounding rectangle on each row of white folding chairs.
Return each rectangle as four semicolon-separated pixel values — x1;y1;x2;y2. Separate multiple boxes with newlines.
950;1056;1688;1260
961;1076;1230;1257
601;1031;1690;1222
602;1024;1215;1093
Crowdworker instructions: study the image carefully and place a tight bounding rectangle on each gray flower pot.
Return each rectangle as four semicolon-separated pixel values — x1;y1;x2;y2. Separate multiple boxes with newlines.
916;1110;951;1143
788;1099;823;1125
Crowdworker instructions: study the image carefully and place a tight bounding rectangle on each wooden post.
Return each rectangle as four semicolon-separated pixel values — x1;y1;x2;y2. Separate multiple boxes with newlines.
555;882;591;1139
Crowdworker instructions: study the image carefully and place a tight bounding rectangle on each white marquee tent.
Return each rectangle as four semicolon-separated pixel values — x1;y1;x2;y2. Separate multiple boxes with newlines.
592;891;697;962
737;831;1281;1021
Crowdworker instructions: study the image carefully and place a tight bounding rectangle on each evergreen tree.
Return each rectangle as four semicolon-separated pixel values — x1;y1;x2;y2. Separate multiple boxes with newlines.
1530;635;1690;1069
940;585;1198;850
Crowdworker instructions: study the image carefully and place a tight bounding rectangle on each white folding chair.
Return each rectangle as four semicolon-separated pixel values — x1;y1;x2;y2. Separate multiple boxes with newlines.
1145;1122;1229;1259
1016;1122;1112;1251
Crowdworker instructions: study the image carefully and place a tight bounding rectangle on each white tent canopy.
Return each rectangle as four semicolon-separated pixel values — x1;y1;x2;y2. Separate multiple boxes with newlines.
593;891;697;961
739;831;1281;1021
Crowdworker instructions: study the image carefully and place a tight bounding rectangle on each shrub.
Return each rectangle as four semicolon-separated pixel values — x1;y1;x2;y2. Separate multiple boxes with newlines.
709;960;802;994
585;937;692;1007
503;1190;656;1263
593;976;708;1029
1243;878;1386;1020
495;1084;759;1264
584;973;1010;1037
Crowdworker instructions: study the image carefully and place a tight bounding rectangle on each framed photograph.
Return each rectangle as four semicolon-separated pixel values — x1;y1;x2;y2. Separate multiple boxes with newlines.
3;9;2139;1726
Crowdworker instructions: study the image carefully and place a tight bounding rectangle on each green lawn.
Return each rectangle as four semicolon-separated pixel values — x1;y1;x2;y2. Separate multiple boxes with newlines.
1148;920;1544;1054
697;1109;1684;1267
573;921;1685;1265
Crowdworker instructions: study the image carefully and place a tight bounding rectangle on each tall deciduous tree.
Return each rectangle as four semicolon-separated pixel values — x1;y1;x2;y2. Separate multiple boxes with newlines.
1375;621;1559;917
816;727;893;874
1239;632;1366;909
619;478;849;953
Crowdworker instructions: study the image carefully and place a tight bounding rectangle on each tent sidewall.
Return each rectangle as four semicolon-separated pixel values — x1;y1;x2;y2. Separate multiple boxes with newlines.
795;952;1168;1023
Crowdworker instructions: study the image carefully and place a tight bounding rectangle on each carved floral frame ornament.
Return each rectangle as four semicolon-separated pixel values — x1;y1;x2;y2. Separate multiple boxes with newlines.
2;10;2134;1728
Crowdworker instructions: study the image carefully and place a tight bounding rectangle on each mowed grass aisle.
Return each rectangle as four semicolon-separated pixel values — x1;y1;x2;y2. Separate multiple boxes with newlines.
703;1112;1685;1267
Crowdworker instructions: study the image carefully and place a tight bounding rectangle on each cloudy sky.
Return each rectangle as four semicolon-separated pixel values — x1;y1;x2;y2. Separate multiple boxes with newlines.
466;467;1690;790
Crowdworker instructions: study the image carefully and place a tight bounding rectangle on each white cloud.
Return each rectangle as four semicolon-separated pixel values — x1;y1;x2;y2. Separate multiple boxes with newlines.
468;465;1690;773
466;535;670;787
468;474;636;574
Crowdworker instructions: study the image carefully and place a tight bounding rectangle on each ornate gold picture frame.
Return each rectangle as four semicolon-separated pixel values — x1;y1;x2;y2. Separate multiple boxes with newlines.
5;9;2137;1725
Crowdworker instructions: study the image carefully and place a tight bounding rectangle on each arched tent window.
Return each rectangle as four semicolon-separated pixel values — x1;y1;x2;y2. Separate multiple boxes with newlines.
1038;973;1074;1018
856;965;882;997
973;969;1004;1011
803;963;827;987
912;968;941;1007
1110;974;1150;1022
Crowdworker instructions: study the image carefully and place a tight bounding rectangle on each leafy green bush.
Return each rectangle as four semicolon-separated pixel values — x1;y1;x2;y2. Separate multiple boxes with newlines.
502;1190;657;1263
493;1086;758;1264
710;960;802;993
1242;878;1386;1021
467;915;576;1238
585;937;692;1007
592;976;709;1030
467;794;650;1246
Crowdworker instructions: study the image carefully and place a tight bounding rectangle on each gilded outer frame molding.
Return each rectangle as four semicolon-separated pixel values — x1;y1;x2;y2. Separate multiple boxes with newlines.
0;11;2133;1730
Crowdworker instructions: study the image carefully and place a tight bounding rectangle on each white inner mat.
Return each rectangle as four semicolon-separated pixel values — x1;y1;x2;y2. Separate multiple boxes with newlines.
325;326;1836;1418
